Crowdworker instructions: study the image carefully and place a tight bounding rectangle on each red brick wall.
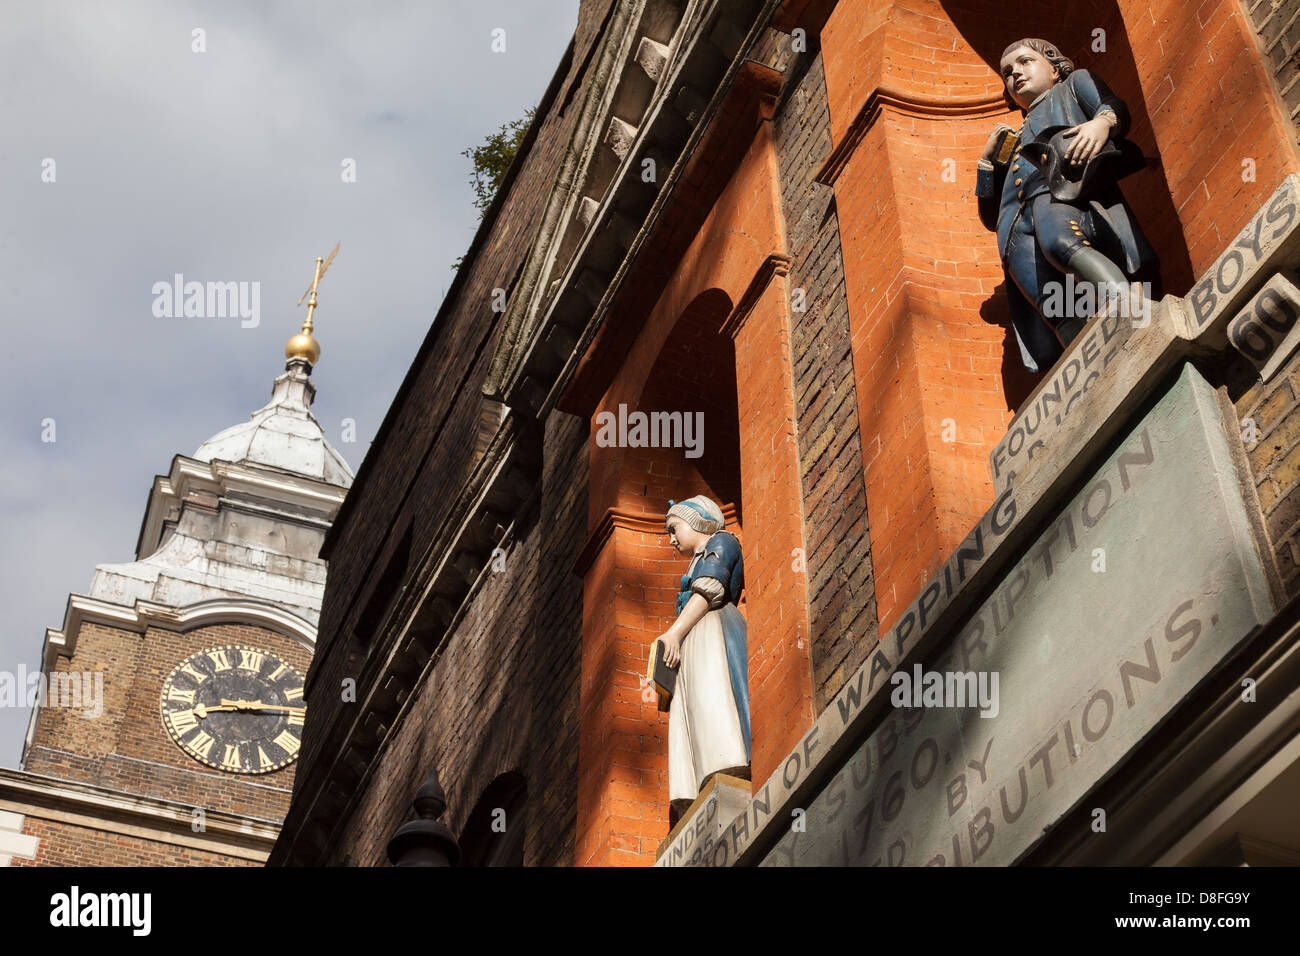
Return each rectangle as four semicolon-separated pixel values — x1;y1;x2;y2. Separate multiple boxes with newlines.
576;521;683;866
322;410;588;866
820;0;1030;629
13;816;254;867
577;114;817;862
730;267;816;789
817;0;1300;632
1124;0;1300;270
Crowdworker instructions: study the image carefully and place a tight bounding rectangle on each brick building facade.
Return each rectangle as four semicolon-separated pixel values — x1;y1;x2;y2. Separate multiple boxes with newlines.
274;0;1300;867
1;352;353;866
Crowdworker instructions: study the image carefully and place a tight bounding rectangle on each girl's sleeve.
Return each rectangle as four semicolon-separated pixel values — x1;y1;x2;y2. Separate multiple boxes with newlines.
689;533;739;610
689;576;728;610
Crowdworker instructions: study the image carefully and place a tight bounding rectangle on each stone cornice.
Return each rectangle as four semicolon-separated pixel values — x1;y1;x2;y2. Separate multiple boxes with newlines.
573;502;741;577
0;767;280;862
719;252;793;340
481;0;659;404
135;454;348;561
42;594;317;673
557;55;786;420
488;0;788;422
530;53;787;418
815;87;1007;187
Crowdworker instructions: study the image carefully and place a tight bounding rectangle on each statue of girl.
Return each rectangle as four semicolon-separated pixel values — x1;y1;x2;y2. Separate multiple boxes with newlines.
655;495;750;817
976;38;1161;373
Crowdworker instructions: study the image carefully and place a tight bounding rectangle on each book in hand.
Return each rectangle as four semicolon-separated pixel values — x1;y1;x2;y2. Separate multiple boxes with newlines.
647;639;678;712
993;125;1018;165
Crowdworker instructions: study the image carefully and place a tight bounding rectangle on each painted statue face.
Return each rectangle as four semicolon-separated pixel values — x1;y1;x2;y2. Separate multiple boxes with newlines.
666;517;687;554
665;516;699;555
1000;45;1060;110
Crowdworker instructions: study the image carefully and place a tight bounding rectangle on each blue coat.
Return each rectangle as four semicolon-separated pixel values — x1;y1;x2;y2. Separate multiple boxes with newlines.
978;70;1126;252
974;68;1160;371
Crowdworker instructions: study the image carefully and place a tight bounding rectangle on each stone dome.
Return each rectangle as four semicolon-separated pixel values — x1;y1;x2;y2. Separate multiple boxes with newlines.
194;358;354;487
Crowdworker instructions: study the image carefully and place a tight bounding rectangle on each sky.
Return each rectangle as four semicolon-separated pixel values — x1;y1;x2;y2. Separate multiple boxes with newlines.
0;0;580;769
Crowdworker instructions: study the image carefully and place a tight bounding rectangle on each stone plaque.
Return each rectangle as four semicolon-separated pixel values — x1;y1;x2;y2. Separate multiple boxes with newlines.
989;303;1181;494
655;773;751;867
760;364;1272;866
1185;174;1300;347
1226;272;1300;384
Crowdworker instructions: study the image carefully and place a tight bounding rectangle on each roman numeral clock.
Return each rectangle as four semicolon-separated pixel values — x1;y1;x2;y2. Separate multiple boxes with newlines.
160;645;305;774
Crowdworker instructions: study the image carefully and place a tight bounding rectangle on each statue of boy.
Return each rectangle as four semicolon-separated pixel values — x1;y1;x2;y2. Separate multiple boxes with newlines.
976;38;1160;373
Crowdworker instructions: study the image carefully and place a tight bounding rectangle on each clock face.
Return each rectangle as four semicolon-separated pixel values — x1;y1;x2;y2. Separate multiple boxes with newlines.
160;644;305;775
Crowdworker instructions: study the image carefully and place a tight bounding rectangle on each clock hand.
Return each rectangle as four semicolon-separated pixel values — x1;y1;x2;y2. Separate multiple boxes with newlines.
193;703;241;718
220;699;307;714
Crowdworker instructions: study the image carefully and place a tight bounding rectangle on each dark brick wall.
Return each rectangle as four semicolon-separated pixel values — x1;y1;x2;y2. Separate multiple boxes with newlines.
770;43;877;713
1245;0;1300;135
326;409;588;866
1236;350;1300;595
296;0;616;794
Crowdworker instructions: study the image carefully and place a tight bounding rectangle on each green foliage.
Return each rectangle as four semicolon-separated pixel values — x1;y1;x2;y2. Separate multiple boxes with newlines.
452;106;536;272
467;106;537;214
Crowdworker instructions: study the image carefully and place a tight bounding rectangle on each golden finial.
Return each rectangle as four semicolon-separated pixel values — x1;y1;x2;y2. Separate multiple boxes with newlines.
286;241;340;365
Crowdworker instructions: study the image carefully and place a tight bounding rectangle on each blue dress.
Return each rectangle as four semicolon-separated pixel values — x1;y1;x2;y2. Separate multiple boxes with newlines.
668;531;750;809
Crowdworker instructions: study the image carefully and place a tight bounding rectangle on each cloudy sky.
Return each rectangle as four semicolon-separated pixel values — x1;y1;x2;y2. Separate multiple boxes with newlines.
0;0;579;768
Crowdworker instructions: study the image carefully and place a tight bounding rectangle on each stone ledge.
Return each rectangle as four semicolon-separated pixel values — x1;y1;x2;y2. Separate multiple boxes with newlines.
0;767;278;863
655;773;751;866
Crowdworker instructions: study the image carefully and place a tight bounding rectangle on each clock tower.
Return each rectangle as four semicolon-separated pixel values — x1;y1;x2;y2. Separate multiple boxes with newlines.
0;312;352;867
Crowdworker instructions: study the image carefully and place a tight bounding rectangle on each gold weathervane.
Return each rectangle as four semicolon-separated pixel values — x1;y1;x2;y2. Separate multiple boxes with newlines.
286;241;340;365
